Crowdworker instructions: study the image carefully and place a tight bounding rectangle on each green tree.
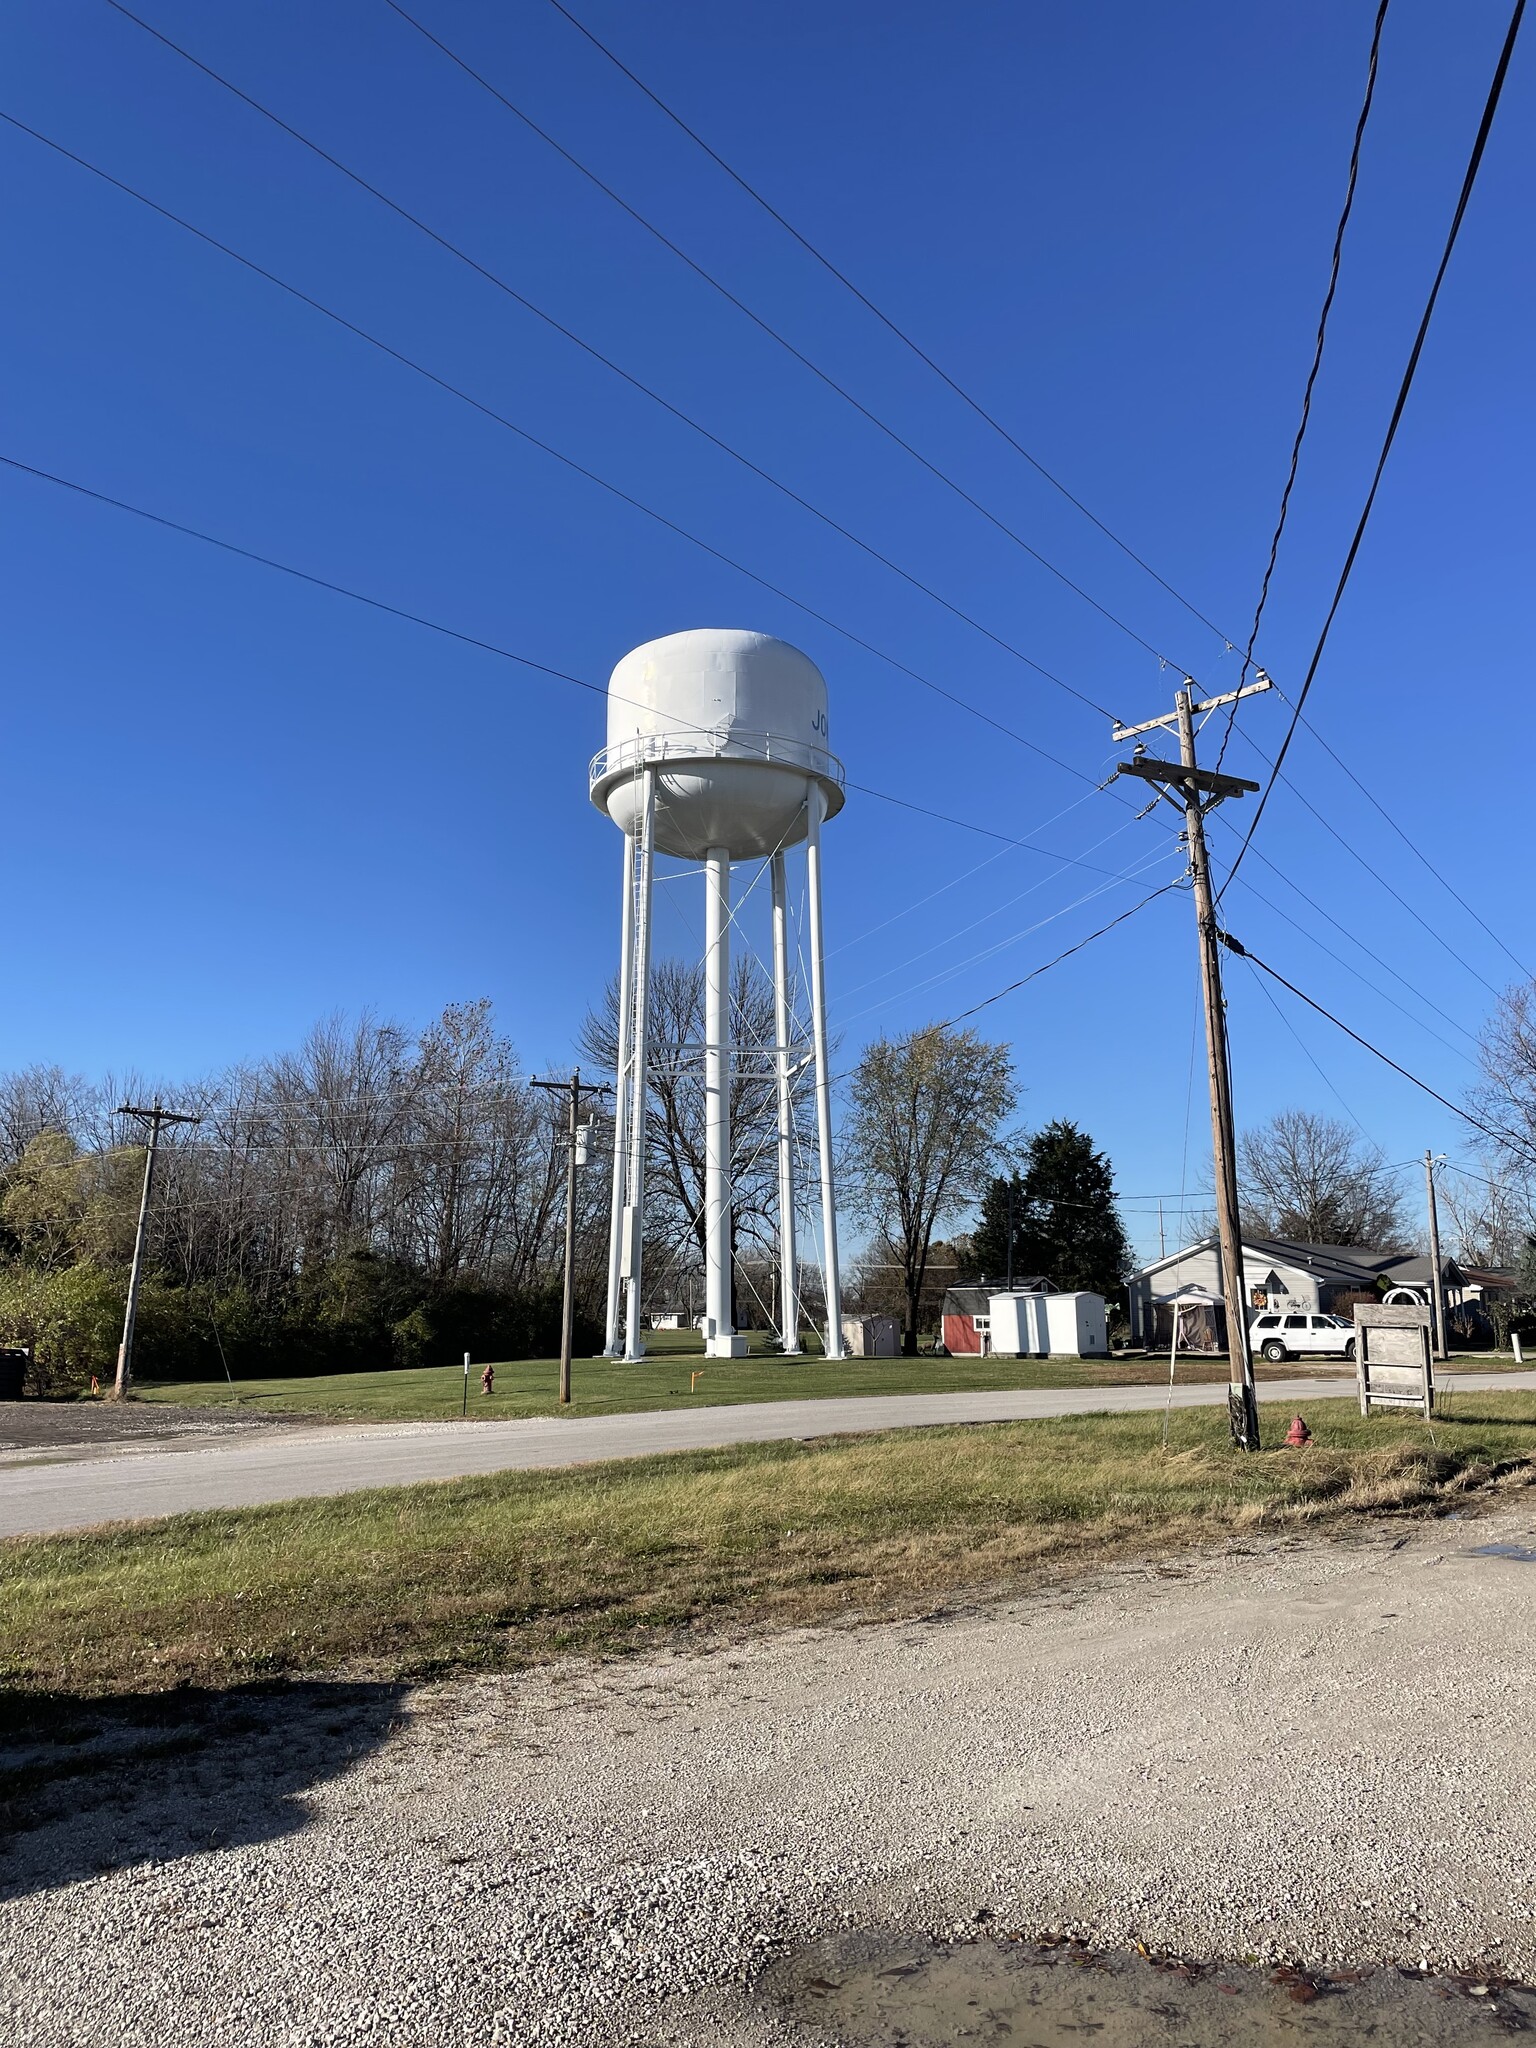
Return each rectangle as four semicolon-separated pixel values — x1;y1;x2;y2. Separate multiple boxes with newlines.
970;1171;1027;1284
843;1025;1017;1355
1008;1121;1130;1300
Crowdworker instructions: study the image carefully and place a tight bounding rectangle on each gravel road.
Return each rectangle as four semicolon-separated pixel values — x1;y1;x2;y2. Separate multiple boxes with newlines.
7;1370;1533;1537
5;1497;1535;2044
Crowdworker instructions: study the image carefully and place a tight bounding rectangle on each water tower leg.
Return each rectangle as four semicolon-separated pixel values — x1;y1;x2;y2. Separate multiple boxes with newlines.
604;826;636;1357
622;769;656;1363
806;787;845;1360
704;846;747;1359
770;850;801;1354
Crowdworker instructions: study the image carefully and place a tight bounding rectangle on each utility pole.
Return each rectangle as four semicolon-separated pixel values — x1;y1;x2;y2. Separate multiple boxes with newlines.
113;1101;201;1399
532;1070;612;1406
1115;673;1272;1450
1424;1149;1448;1361
1005;1175;1014;1291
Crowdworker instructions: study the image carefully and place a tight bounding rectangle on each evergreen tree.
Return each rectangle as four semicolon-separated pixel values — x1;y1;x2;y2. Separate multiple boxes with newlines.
970;1171;1026;1283
1011;1121;1130;1299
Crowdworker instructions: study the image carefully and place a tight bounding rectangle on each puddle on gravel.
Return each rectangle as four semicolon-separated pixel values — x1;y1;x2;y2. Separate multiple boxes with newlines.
769;1932;1536;2044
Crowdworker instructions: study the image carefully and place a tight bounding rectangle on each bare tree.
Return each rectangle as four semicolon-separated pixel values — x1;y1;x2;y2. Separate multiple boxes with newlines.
1438;1152;1533;1269
1471;984;1536;1188
842;1025;1017;1354
0;1065;91;1165
1237;1108;1409;1249
579;957;810;1310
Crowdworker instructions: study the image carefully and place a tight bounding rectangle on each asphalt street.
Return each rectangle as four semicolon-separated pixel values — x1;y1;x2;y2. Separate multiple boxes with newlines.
3;1370;1532;1537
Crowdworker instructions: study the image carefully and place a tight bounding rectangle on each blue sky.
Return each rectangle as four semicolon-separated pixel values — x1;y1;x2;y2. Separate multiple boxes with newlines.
2;0;1530;1261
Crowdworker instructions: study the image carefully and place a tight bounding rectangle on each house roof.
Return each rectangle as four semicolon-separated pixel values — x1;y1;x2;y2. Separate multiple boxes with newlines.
1461;1265;1520;1291
942;1287;993;1317
1132;1234;1456;1292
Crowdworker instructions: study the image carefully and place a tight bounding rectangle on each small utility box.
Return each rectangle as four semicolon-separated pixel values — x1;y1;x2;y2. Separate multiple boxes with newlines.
1354;1303;1434;1418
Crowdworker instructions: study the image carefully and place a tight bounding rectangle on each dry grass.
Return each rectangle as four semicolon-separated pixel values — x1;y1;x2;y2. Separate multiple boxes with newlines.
3;1394;1533;1707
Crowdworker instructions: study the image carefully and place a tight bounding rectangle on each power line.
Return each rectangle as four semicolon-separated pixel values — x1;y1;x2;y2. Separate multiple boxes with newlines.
379;0;1194;681
1237;950;1375;1140
1289;700;1535;983
0;450;1148;905
1221;930;1536;1168
1214;0;1390;773
933;883;1180;1031
1220;0;1527;894
100;3;1121;723
543;0;1238;651
543;0;1535;983
0;107;1111;784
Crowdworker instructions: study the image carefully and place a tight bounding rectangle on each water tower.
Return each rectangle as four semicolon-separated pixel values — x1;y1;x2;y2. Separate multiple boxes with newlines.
590;628;846;1361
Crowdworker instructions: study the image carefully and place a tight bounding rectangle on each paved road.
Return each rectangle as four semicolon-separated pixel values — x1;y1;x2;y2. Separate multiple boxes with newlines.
3;1371;1532;1539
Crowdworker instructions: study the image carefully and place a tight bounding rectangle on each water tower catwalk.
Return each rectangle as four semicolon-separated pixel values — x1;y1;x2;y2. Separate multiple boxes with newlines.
590;629;846;1361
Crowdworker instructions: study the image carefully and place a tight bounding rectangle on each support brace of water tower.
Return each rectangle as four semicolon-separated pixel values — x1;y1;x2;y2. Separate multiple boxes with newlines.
807;785;845;1361
769;850;801;1355
703;845;748;1358
604;766;657;1363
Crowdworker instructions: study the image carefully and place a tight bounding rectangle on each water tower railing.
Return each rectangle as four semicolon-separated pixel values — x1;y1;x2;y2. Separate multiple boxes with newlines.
589;728;844;796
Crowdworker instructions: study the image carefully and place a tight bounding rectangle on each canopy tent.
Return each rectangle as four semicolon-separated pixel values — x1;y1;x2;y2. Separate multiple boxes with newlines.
1150;1285;1227;1354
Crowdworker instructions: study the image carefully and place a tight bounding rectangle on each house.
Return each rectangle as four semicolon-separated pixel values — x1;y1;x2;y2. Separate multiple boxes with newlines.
1126;1235;1467;1346
940;1280;1049;1355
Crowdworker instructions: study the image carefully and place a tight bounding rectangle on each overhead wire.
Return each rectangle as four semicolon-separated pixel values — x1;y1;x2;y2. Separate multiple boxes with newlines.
1213;0;1390;773
1221;930;1536;1169
926;884;1181;1033
0;105;1119;787
1287;700;1535;983
1219;0;1528;895
0;450;1176;921
535;0;1532;996
542;0;1239;651
379;0;1202;682
97;3;1126;723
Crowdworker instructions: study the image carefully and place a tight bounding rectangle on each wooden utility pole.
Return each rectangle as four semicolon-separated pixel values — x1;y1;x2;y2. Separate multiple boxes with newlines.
113;1101;201;1399
1116;674;1272;1450
1424;1149;1448;1361
532;1070;612;1405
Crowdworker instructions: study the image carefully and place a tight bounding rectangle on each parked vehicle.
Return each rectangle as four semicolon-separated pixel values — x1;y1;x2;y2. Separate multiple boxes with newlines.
1250;1311;1355;1363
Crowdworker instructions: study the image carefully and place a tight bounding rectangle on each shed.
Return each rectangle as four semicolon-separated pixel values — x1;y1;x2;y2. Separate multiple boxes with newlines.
840;1314;901;1358
940;1280;1048;1355
940;1286;993;1355
987;1291;1108;1358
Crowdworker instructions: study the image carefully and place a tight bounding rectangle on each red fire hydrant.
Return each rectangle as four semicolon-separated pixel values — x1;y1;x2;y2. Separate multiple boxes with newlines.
1284;1413;1312;1448
481;1363;495;1397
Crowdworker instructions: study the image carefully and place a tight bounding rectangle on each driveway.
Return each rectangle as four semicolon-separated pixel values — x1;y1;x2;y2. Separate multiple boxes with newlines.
3;1370;1532;1537
5;1501;1535;2044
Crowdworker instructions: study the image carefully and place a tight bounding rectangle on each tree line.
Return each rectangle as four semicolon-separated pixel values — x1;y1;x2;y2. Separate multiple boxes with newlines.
8;951;1534;1387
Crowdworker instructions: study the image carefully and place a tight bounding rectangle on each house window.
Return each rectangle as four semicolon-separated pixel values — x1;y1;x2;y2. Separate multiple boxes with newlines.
972;1316;990;1333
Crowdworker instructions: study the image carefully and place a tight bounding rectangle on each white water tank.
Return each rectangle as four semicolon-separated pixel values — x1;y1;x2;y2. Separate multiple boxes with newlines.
589;628;845;859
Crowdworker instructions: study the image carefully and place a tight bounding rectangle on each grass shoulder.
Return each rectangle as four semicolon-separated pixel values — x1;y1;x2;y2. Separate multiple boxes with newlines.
130;1336;1377;1422
4;1393;1533;1708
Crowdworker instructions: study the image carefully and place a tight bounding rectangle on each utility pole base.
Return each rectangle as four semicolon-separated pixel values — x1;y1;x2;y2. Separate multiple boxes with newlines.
1228;1382;1261;1452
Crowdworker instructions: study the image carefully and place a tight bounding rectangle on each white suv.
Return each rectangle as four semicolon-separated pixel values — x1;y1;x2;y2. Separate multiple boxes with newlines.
1250;1311;1356;1363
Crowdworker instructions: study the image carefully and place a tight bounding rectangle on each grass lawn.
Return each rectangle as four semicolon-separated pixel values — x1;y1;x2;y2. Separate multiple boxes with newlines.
132;1331;1373;1422
4;1393;1533;1705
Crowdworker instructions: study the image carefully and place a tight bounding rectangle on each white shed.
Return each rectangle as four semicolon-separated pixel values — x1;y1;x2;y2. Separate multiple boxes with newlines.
988;1290;1108;1359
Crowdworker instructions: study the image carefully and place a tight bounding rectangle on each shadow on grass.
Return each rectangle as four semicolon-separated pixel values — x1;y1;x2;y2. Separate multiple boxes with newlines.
0;1680;408;1902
